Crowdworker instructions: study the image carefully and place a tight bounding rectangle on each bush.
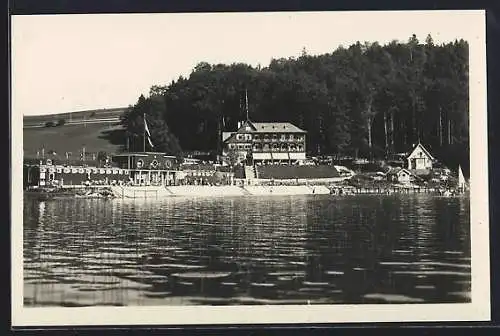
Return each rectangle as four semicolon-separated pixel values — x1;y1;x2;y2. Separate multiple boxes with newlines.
57;119;66;126
44;121;55;127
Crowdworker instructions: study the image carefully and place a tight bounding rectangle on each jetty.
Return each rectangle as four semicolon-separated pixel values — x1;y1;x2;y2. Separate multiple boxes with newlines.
109;184;331;199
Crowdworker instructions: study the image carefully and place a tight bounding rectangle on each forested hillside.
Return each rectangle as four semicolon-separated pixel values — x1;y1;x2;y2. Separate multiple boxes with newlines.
121;34;469;169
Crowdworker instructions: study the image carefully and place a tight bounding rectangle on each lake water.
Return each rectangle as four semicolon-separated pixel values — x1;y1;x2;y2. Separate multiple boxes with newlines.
22;193;471;306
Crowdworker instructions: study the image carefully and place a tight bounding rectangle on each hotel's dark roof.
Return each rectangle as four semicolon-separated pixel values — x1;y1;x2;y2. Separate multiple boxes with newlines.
222;120;306;144
250;122;306;133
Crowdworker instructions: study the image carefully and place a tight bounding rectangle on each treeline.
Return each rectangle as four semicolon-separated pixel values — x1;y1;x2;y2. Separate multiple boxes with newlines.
121;34;469;169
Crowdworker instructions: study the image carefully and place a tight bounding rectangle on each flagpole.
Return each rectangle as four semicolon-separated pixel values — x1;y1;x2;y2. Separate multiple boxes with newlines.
245;89;249;121
143;113;146;152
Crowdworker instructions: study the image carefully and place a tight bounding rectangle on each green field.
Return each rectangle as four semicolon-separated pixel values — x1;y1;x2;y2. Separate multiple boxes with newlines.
23;122;126;159
23;107;127;127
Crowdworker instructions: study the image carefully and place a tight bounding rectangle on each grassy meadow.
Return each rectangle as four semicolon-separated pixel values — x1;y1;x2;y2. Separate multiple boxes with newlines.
23;122;126;159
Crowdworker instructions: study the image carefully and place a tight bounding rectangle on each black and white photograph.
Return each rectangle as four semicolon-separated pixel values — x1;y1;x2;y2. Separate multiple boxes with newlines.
11;10;490;326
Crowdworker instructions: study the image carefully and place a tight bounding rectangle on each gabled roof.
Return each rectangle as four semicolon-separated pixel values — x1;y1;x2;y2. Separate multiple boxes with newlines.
407;143;435;160
223;133;238;144
223;120;306;144
228;120;306;134
250;122;306;133
222;132;233;142
235;120;256;132
387;167;412;176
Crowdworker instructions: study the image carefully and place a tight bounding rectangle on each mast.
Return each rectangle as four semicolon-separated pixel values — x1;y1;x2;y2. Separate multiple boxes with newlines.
143;112;146;152
245;89;249;121
218;110;222;157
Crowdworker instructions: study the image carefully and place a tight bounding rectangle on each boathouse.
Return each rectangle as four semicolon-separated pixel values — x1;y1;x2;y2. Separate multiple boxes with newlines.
111;152;181;186
406;143;435;173
23;158;131;188
386;168;414;184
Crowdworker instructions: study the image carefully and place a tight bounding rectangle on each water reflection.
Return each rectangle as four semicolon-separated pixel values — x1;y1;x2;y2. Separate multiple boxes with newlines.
23;193;470;306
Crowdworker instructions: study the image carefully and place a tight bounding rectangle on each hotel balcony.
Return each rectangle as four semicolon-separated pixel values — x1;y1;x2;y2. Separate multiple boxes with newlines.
252;145;305;153
251;135;305;143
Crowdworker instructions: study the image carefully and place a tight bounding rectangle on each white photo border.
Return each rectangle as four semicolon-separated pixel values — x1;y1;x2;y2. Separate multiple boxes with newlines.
10;9;490;326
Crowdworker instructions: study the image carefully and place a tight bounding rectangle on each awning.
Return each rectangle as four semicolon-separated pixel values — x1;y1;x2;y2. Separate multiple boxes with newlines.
253;153;272;160
289;152;306;160
271;153;289;160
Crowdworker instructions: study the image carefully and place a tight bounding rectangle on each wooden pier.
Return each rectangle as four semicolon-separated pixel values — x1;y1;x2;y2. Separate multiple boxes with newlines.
330;186;448;195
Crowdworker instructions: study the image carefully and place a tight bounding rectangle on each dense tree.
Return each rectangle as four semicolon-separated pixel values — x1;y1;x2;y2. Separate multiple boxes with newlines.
120;35;469;169
121;94;182;156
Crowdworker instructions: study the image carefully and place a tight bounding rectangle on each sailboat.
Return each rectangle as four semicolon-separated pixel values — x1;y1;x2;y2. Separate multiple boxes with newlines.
457;164;467;193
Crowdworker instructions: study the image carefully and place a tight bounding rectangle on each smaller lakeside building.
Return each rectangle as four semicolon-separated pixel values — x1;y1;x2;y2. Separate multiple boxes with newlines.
386;168;415;185
112;152;181;186
23;153;235;188
406;143;435;174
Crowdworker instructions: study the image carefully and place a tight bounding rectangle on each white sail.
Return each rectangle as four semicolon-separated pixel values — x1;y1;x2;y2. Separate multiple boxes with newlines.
458;165;466;190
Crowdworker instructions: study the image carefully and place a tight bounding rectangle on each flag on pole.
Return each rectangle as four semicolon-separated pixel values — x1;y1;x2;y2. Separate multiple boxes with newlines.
144;117;152;137
144;115;154;148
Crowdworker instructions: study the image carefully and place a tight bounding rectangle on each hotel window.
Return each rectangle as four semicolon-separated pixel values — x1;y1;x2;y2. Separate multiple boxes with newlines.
280;134;287;141
272;143;279;151
272;134;278;141
263;134;269;140
236;134;243;140
245;144;251;150
290;144;297;151
229;144;235;149
263;144;270;151
254;134;260;140
297;145;304;152
281;144;288;151
289;134;294;141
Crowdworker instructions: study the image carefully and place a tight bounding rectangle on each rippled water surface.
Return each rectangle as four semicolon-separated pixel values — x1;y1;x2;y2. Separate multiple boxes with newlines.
23;194;470;306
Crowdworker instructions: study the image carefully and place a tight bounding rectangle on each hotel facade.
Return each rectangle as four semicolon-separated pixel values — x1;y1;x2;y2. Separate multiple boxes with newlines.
222;120;307;165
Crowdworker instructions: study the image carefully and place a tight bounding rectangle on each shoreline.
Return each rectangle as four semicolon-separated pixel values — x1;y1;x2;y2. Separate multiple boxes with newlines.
24;183;468;200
